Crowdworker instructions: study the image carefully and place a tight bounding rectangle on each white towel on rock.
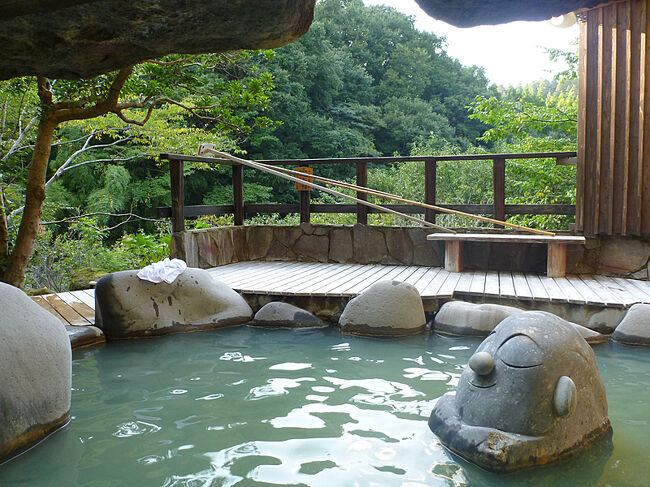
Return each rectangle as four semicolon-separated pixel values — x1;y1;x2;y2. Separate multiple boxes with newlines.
137;258;187;284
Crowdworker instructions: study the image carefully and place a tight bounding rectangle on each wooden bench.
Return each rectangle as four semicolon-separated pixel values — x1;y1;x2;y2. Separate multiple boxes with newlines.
426;233;586;278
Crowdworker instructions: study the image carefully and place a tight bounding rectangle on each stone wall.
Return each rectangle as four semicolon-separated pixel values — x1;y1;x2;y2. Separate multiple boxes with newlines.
171;224;442;269
171;225;650;279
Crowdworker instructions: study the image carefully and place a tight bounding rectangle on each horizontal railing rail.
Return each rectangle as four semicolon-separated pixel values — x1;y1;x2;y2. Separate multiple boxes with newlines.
158;151;578;232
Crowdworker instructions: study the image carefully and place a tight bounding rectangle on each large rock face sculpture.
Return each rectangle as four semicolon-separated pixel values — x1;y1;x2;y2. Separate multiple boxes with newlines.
414;1;603;27
339;280;426;336
428;311;611;471
95;268;253;339
0;283;71;463
0;0;316;80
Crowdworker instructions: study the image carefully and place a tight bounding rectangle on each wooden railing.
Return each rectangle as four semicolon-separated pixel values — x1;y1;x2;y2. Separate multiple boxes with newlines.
158;152;578;232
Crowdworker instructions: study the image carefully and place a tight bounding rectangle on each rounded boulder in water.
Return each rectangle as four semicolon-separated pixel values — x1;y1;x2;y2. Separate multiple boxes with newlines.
613;303;650;345
0;283;71;462
253;302;325;328
428;310;611;471
339;280;425;337
95;268;253;339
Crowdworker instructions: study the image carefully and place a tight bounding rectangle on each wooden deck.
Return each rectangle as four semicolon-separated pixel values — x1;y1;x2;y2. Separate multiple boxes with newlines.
32;289;97;326
32;262;650;327
207;261;650;307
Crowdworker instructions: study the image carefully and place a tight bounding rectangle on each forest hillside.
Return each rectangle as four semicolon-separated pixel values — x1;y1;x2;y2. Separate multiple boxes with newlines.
0;0;577;290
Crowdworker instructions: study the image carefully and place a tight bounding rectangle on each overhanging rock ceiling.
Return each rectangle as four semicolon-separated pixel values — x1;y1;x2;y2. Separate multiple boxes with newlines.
0;0;609;80
414;0;605;27
0;0;316;80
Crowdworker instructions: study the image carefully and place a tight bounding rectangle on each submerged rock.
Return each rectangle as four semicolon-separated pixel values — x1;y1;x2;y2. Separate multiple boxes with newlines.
428;311;611;472
253;302;325;328
613;303;650;345
95;268;253;339
434;301;522;336
434;300;607;345
0;283;71;463
339;280;426;336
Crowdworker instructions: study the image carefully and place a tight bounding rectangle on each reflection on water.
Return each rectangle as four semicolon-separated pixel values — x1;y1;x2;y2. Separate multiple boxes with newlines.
0;327;648;486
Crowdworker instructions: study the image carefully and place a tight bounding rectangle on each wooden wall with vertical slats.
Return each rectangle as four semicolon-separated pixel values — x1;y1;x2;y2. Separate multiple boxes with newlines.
578;0;650;236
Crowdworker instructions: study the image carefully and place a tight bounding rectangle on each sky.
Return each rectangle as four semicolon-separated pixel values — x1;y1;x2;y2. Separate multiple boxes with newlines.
363;0;579;87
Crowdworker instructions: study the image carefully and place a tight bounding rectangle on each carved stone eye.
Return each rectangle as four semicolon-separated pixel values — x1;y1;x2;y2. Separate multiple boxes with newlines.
497;334;543;368
469;351;494;376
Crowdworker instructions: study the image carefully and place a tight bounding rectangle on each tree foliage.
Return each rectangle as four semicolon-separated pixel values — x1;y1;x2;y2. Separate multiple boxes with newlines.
0;51;277;287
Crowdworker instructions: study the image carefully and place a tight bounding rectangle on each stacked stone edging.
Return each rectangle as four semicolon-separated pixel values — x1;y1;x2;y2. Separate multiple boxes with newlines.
173;226;650;279
172;224;442;269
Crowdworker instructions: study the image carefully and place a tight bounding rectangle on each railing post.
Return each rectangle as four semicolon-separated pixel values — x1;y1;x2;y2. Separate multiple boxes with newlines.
300;164;311;224
425;158;437;224
170;159;185;232
232;164;244;226
492;157;506;228
356;161;368;224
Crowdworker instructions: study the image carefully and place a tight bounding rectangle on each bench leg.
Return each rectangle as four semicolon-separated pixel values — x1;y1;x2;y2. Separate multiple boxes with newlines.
445;240;463;273
547;242;567;278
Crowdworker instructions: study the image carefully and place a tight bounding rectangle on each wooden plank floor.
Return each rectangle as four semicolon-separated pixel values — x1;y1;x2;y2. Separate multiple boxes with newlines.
207;261;650;307
33;262;650;326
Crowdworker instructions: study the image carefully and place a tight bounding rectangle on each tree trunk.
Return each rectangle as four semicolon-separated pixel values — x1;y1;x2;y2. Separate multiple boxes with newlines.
2;115;57;288
0;188;8;269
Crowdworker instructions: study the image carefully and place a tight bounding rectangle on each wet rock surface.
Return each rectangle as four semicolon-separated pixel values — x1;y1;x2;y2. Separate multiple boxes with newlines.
339;280;426;336
95;268;253;339
0;0;316;80
613;303;650;345
428;311;611;471
65;325;105;349
252;302;325;328
0;283;71;463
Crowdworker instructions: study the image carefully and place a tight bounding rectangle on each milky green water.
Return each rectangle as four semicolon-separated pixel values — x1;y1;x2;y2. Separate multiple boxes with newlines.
0;326;648;487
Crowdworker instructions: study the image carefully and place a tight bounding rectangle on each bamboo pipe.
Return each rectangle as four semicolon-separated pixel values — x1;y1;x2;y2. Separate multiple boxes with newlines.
197;147;455;233
257;162;555;237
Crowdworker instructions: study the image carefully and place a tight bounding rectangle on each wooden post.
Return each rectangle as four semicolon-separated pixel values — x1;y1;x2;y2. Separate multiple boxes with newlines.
547;242;567;278
170;159;185;233
299;164;311;223
445;240;463;273
492;157;506;228
232;164;244;226
356;161;368;224
425;158;437;224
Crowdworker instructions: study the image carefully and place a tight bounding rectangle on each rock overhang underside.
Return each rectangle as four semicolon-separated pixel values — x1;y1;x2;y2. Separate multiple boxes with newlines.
414;0;605;27
0;0;317;80
1;0;608;80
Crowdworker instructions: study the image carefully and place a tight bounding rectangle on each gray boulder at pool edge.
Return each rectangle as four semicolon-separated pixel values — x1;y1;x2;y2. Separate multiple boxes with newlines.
253;302;325;328
0;282;71;462
428;311;611;472
339;280;426;336
434;300;607;344
613;303;650;345
95;268;253;339
434;301;522;336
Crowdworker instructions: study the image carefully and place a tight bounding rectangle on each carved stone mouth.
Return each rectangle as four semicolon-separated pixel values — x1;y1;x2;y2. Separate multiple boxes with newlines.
469;378;496;388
